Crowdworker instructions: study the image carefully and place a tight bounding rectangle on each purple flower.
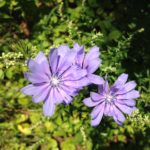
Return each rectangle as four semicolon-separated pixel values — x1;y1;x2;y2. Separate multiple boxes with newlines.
83;73;140;126
21;45;88;116
73;43;103;85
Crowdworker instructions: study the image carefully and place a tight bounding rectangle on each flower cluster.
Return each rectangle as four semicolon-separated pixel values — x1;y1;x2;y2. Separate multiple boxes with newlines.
21;43;140;126
83;74;139;126
21;44;103;117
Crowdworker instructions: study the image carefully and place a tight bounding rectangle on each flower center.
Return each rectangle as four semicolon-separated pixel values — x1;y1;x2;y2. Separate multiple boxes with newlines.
104;93;113;103
50;76;60;86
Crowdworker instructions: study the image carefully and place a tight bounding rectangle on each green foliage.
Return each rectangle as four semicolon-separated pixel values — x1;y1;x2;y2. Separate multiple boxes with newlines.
0;0;150;149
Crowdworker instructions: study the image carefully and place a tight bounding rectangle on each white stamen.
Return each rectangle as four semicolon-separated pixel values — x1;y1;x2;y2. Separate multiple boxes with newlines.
50;76;60;86
105;94;113;102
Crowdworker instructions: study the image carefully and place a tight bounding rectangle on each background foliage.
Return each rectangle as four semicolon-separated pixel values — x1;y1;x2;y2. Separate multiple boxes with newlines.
0;0;150;149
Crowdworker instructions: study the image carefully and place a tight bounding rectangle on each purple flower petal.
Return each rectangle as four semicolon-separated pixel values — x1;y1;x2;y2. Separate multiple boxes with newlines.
116;99;136;107
57;55;76;77
71;69;87;80
104;103;111;116
83;98;101;107
114;101;135;115
43;91;56;116
27;59;42;73
60;65;77;79
103;81;109;93
28;58;51;76
83;46;101;73
40;61;51;76
117;90;140;99
98;84;104;93
88;74;104;85
58;88;72;104
24;72;49;84
73;43;84;66
65;50;77;64
21;83;49;96
63;80;80;88
57;46;76;71
33;51;51;76
89;46;100;57
21;84;36;95
51;88;63;104
86;59;100;73
112;114;123;125
73;43;83;52
32;85;50;103
34;51;48;64
59;52;77;71
91;102;105;126
112;105;126;124
90;92;104;102
91;102;105;120
84;46;100;64
116;81;137;95
60;85;77;97
49;48;59;73
57;45;70;57
123;81;137;91
78;77;90;87
111;73;128;90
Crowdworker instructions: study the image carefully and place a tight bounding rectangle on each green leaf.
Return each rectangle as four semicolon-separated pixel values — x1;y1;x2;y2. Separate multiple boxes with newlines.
18;98;29;106
6;68;14;79
17;124;32;135
0;0;6;8
30;112;41;123
61;138;76;150
0;69;4;80
108;30;121;40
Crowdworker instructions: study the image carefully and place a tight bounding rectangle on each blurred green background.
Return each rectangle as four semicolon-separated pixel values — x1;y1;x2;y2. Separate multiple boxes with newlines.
0;0;150;149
